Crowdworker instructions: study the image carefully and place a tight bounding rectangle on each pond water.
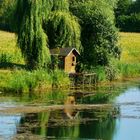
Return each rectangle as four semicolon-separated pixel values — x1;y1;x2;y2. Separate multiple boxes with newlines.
0;80;140;140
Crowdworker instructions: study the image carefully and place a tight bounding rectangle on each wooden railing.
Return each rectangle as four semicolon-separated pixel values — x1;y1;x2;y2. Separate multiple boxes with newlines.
69;73;97;88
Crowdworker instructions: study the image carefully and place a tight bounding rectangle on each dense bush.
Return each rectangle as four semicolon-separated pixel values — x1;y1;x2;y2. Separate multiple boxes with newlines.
70;0;120;66
115;0;140;32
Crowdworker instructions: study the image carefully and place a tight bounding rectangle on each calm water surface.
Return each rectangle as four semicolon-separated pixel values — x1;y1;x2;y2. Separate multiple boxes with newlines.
0;80;140;140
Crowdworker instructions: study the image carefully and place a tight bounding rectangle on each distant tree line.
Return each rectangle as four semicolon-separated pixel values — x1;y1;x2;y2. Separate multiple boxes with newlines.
115;0;140;32
0;0;16;31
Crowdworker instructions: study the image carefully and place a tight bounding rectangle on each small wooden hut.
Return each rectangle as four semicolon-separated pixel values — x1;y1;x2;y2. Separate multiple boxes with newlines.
50;47;80;73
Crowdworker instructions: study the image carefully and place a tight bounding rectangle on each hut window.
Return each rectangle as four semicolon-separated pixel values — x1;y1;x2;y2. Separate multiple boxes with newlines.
72;56;75;61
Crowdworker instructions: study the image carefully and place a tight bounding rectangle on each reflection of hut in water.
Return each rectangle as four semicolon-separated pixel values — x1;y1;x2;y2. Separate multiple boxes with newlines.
48;95;79;120
64;96;79;119
50;47;80;73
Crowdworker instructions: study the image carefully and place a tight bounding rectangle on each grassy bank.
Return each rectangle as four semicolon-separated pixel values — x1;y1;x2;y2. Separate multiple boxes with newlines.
0;31;70;92
0;31;140;92
0;69;70;93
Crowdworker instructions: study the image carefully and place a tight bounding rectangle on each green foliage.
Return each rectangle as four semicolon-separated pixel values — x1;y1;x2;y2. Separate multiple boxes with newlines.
15;0;51;69
117;62;140;78
0;0;17;31
70;0;120;66
51;0;69;11
43;0;81;50
47;11;81;50
27;70;52;91
129;0;140;13
81;59;119;82
52;69;70;88
82;66;106;82
92;59;119;82
115;0;132;17
92;66;106;82
1;0;119;70
117;13;140;32
9;71;29;93
70;0;118;8
0;53;24;68
13;0;81;69
115;32;140;78
103;0;118;8
8;70;52;93
89;93;111;103
105;59;119;81
115;0;140;32
0;53;12;63
0;31;24;64
0;69;71;92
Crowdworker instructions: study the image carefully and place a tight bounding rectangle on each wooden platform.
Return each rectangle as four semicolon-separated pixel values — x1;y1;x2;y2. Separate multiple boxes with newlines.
69;73;97;88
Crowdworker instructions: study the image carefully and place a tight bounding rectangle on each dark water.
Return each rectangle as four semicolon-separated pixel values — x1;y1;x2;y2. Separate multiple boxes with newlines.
0;80;140;140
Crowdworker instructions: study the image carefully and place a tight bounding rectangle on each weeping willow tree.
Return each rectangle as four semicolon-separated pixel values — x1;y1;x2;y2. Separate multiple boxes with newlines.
15;0;50;69
47;11;81;50
45;0;81;50
14;0;81;69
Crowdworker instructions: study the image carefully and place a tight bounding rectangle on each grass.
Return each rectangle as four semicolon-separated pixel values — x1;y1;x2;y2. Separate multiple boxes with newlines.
117;32;140;78
0;30;24;65
0;69;51;93
119;32;140;64
0;69;70;93
52;69;70;88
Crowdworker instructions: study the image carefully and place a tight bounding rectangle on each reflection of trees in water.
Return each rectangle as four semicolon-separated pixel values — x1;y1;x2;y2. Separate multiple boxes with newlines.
47;124;80;138
79;118;116;140
19;90;68;105
36;112;50;136
17;88;122;139
18;106;118;139
18;112;50;137
47;110;117;140
78;83;129;104
18;111;80;138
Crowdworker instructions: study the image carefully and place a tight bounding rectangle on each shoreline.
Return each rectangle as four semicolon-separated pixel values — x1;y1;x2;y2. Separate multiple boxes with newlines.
1;68;140;94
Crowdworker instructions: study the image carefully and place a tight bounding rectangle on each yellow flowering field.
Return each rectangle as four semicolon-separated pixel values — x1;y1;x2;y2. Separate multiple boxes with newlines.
119;32;140;64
